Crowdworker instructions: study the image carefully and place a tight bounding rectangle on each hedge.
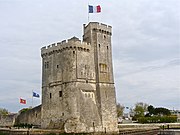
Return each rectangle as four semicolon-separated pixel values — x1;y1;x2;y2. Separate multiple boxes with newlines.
138;115;177;123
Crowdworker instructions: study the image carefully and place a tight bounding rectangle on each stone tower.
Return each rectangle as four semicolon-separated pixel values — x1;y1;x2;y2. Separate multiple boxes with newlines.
41;22;118;133
83;22;117;132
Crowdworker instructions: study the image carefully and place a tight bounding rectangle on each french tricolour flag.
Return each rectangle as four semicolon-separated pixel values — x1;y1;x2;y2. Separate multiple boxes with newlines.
89;5;101;13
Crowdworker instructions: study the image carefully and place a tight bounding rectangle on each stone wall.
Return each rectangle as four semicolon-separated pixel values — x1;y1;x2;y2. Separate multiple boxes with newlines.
0;128;160;135
15;105;41;127
0;114;17;127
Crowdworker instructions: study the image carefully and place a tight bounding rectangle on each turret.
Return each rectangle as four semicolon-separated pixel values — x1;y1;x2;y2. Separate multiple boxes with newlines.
83;22;118;132
83;22;114;83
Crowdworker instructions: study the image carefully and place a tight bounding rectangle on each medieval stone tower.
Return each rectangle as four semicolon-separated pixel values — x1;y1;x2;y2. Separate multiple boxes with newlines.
41;22;118;133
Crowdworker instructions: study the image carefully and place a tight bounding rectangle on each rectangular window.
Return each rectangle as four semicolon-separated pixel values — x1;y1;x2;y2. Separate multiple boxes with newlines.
105;91;107;98
44;62;46;69
50;93;52;99
59;91;62;97
99;63;107;73
47;62;49;68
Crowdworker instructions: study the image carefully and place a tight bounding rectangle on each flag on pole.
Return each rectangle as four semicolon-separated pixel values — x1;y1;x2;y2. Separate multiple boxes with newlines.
89;5;101;13
33;91;40;98
20;98;26;104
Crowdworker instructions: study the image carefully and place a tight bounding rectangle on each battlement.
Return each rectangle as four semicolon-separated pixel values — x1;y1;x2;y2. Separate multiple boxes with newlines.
41;37;91;57
85;22;112;29
84;22;112;35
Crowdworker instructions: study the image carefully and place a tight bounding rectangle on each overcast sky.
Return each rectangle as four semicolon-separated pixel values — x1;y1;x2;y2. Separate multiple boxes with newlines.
0;0;179;113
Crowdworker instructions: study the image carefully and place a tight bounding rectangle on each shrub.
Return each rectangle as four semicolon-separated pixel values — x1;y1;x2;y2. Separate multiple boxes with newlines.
138;115;177;123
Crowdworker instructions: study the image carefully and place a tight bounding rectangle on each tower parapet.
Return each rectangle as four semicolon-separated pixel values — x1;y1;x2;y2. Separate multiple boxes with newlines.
83;22;112;43
41;37;91;57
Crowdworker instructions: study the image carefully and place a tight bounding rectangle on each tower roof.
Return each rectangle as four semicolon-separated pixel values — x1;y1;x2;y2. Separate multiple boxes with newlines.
68;36;80;42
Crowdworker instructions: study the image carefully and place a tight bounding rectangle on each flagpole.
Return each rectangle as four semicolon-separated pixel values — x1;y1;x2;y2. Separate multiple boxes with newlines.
88;11;89;22
88;2;89;22
19;97;21;113
32;90;33;108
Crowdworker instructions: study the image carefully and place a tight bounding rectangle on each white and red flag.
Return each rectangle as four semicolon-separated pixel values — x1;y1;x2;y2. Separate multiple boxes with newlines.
20;98;26;104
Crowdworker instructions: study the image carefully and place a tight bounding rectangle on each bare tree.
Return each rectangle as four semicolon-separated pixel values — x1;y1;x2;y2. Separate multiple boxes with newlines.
117;103;125;117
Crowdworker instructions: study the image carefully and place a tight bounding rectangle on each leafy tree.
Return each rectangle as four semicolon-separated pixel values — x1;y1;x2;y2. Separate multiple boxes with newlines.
0;108;8;115
117;103;124;117
154;107;171;116
146;105;171;116
133;102;148;120
147;105;155;116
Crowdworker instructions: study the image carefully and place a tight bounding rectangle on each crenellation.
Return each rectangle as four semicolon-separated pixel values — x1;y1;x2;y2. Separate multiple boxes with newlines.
41;46;46;50
57;42;62;45
84;22;112;37
89;22;111;31
61;40;67;44
41;37;91;56
100;23;109;28
108;25;112;29
52;43;56;47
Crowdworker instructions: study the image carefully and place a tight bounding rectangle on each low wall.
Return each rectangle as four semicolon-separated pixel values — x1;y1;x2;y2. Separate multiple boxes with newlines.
0;114;17;127
159;129;180;135
0;127;160;135
15;105;41;127
118;123;180;129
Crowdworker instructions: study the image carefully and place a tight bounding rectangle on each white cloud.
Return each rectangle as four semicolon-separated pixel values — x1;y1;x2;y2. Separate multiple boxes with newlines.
115;58;180;109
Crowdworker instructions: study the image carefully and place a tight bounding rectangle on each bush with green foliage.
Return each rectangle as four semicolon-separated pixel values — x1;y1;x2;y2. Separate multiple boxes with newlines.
13;123;33;128
0;133;8;135
138;115;177;123
19;108;31;113
0;108;8;115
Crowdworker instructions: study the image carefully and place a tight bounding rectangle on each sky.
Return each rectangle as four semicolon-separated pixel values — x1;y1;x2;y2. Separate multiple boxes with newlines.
0;0;179;113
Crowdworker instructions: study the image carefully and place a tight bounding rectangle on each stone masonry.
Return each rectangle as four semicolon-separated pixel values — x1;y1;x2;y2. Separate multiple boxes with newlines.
41;22;118;133
0;114;17;127
15;105;41;127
